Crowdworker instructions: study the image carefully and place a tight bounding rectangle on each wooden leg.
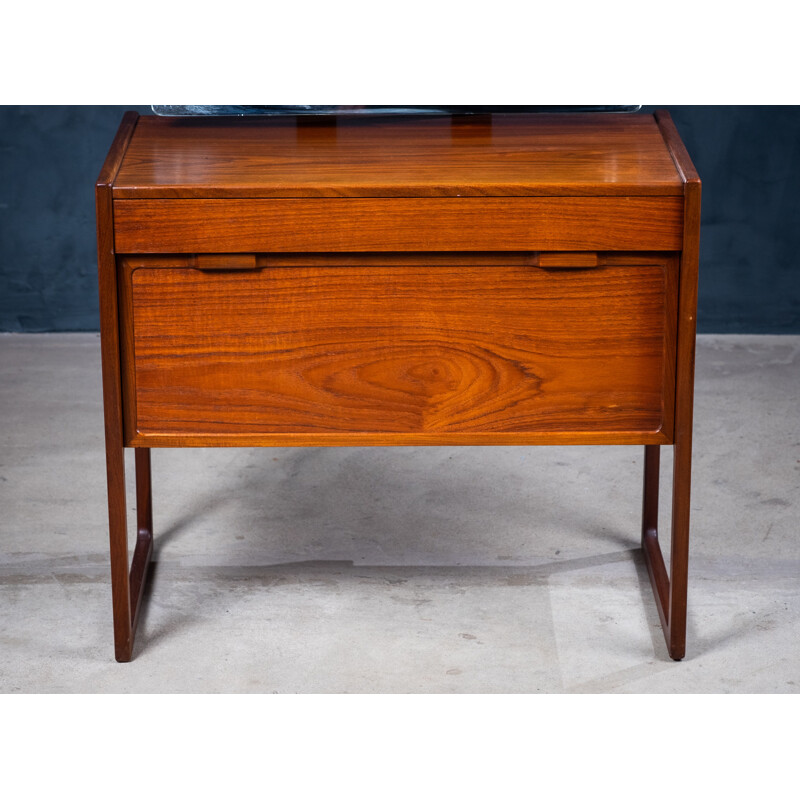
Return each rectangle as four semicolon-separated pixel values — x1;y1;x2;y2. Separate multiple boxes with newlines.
106;447;154;662
668;431;692;659
106;441;132;662
641;440;691;661
130;448;154;645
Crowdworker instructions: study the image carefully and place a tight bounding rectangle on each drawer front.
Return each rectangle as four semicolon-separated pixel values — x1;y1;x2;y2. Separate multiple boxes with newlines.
121;255;676;445
113;197;683;253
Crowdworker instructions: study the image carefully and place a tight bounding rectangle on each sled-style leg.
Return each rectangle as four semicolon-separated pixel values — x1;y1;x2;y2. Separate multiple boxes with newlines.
130;448;154;643
106;447;153;663
641;441;691;661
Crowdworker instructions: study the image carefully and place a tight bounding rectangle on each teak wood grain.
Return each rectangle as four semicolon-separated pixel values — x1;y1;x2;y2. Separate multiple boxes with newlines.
112;113;683;198
652;110;702;660
96;110;148;663
97;110;700;662
119;254;676;445
112;197;683;253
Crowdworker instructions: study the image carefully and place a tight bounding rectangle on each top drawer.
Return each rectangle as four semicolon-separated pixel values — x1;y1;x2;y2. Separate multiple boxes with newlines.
112;197;683;253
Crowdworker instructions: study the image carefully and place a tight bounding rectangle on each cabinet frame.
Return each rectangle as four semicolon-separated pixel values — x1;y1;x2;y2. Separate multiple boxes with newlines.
96;110;700;662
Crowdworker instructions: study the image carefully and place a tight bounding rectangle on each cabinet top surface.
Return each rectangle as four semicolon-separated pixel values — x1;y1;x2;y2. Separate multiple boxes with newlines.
111;113;685;198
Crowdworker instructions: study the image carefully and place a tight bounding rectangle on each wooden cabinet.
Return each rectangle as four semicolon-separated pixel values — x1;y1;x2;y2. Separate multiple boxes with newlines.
97;111;700;662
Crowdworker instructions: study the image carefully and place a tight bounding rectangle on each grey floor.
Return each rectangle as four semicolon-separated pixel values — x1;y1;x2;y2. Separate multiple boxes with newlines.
0;333;798;693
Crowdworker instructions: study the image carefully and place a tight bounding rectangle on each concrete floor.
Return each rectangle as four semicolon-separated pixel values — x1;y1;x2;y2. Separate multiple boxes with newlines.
0;333;798;692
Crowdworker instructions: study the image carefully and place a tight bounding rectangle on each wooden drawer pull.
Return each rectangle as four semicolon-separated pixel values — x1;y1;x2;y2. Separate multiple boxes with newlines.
537;252;599;268
192;253;258;271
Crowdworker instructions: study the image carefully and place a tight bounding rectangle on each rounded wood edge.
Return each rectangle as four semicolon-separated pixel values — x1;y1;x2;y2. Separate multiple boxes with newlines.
96;111;140;189
654;110;700;186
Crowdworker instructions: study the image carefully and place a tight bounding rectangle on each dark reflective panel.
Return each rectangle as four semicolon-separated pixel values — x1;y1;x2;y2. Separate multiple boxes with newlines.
152;104;641;117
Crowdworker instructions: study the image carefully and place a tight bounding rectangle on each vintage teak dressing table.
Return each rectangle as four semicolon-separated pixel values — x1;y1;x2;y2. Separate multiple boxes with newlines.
96;110;700;662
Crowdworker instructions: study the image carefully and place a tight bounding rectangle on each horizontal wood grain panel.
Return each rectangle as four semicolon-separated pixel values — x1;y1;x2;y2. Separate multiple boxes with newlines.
113;197;683;253
124;261;676;440
112;113;684;198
